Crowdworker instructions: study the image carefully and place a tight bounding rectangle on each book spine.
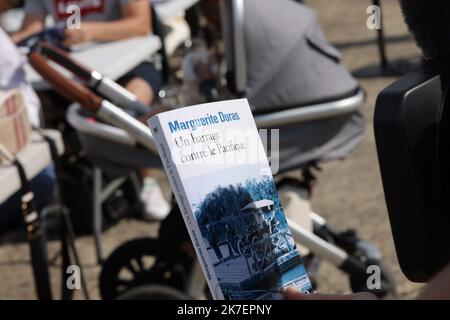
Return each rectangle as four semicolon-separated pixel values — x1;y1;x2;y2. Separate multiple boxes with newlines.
149;116;223;300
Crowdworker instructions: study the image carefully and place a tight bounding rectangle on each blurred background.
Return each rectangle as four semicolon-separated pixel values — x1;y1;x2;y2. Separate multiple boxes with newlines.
0;0;425;299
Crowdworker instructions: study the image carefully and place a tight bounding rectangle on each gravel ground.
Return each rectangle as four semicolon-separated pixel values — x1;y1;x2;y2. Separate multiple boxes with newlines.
0;0;425;299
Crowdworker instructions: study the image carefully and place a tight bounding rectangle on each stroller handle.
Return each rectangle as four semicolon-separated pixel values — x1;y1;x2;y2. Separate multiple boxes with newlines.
38;42;93;82
28;51;102;111
35;42;152;115
28;48;158;152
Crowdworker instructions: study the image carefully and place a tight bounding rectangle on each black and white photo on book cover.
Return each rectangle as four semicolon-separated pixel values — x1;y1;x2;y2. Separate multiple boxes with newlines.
148;99;313;300
187;164;312;300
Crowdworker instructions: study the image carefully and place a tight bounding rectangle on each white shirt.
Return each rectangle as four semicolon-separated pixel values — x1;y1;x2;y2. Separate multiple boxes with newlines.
0;27;41;127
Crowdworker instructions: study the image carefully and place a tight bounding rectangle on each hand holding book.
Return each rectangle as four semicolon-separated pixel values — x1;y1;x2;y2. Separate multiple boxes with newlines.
148;99;313;300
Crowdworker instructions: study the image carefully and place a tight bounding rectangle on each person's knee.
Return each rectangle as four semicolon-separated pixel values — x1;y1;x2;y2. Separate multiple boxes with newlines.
125;77;154;105
31;165;57;208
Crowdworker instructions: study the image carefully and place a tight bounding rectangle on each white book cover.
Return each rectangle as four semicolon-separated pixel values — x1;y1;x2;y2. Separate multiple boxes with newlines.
148;99;313;300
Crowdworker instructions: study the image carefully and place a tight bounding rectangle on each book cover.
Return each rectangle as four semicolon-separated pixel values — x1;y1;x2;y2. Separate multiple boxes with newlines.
148;99;313;300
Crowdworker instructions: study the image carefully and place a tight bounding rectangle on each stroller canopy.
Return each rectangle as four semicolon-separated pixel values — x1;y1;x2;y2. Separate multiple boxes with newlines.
243;0;358;112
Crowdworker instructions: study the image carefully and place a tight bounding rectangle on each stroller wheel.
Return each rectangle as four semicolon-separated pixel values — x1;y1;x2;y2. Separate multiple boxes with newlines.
313;223;397;298
116;285;190;300
99;238;188;300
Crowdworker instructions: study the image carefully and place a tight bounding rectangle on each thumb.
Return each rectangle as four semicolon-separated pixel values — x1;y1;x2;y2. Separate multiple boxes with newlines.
284;287;377;300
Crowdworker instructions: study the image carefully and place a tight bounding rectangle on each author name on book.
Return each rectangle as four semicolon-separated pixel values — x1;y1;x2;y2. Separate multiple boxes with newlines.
168;112;240;133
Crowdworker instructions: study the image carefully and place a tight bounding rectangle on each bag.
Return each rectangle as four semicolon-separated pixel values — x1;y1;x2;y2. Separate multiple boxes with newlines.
0;90;31;162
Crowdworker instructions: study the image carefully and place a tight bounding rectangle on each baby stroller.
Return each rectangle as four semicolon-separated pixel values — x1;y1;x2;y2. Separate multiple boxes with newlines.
26;1;396;300
220;0;365;172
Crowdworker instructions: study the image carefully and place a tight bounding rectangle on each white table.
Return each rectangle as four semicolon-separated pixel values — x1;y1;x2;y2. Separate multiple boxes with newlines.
154;0;200;20
26;35;162;90
0;130;64;204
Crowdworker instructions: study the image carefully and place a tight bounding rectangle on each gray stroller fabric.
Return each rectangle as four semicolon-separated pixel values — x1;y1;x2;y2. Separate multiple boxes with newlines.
275;111;365;172
242;0;364;171
78;133;162;178
244;0;359;110
74;0;364;177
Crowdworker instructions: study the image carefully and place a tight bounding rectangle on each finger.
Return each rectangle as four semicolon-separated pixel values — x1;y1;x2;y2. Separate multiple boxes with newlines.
64;29;76;39
63;30;74;46
284;287;377;300
64;29;81;41
63;38;75;47
63;34;82;46
284;287;309;300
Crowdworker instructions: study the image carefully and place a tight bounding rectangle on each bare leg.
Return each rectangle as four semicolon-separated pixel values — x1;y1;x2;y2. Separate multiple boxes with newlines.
124;77;154;105
121;77;169;219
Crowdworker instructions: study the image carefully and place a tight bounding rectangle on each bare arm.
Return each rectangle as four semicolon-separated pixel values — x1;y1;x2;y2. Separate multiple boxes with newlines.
284;287;377;300
285;263;450;300
416;264;450;300
64;0;152;46
11;13;46;44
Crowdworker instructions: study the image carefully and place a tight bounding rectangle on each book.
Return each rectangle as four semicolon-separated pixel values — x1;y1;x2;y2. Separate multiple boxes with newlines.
148;99;313;300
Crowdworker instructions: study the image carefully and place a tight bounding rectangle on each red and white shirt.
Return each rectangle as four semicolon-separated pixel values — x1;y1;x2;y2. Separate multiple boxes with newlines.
24;0;134;22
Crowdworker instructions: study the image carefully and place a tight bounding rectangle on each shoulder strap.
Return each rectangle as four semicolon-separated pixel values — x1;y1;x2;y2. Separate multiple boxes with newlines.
33;129;91;300
0;144;53;300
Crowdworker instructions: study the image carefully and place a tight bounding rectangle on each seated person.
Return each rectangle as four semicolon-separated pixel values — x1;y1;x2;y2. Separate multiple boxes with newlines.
0;18;56;234
13;0;170;220
12;0;161;106
286;0;450;300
